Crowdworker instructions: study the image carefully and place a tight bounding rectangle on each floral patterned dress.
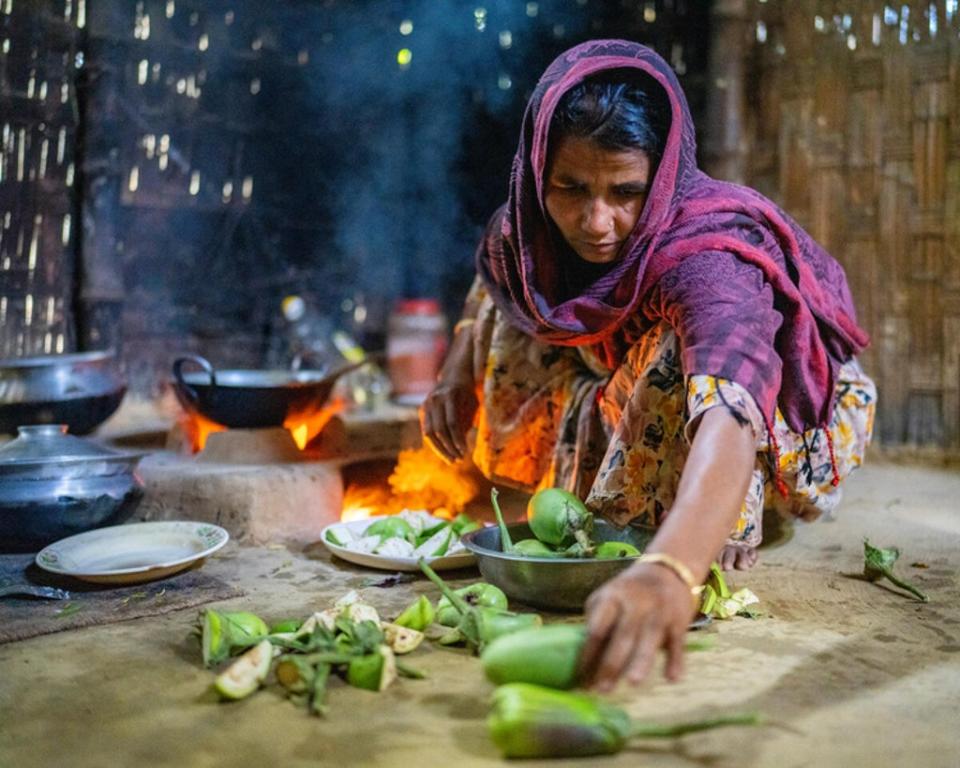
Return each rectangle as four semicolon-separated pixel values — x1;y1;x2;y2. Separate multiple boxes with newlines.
463;279;876;547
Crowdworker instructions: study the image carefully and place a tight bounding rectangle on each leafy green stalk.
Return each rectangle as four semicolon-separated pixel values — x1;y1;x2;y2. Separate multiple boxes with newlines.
491;487;514;551
863;539;929;602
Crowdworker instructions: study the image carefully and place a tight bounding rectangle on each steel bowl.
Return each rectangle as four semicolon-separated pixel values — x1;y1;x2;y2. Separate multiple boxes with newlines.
0;424;145;553
461;520;654;612
0;350;126;435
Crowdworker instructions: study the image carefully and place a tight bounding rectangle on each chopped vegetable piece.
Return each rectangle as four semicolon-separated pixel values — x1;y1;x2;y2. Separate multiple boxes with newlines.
488;683;760;758
381;622;425;654
365;517;416;544
214;639;273;700
394;594;436;630
863;539;929;602
413;526;453;558
346;644;397;691
269;618;303;634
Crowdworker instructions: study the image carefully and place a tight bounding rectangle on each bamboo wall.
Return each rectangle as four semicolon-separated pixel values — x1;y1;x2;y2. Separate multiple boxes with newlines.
707;0;960;455
0;0;82;359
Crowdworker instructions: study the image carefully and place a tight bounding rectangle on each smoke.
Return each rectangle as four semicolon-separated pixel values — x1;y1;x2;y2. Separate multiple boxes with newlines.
300;0;591;308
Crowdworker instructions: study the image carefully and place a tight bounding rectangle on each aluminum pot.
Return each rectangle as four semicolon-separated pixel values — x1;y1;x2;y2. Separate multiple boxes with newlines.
0;424;145;553
171;354;366;429
461;520;654;612
0;350;127;435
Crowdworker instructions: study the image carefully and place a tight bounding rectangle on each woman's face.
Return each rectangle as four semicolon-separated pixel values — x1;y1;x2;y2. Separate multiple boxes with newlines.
544;135;652;264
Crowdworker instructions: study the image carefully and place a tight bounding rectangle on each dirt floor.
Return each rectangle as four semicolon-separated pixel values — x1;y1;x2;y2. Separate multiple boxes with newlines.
1;458;958;768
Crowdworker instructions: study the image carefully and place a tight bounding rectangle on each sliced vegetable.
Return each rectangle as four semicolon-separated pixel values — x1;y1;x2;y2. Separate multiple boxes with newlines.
488;683;760;759
394;594;436;631
864;539;929;602
346;644;397;691
214;639;273;700
381;622;425;654
413;526;454;558
269;618;303;634
365;517;416;544
200;609;270;665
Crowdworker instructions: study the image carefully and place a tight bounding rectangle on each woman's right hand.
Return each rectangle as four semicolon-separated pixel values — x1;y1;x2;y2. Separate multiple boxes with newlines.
420;376;479;462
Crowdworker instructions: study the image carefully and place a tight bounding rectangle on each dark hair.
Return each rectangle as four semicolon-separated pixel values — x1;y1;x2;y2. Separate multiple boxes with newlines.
550;70;671;163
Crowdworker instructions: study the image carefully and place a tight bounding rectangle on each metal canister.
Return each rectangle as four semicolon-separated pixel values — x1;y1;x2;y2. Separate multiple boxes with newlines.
386;299;448;406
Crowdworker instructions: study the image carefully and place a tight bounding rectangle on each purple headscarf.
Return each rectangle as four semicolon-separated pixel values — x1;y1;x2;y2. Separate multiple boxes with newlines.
476;39;869;433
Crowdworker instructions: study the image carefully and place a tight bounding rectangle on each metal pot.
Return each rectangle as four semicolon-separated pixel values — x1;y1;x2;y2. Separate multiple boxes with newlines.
461;521;654;612
0;424;145;553
171;354;366;429
0;350;127;435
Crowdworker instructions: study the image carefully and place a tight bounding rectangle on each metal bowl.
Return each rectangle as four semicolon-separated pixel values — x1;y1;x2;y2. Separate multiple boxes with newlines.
0;350;126;435
461;520;653;612
0;425;145;553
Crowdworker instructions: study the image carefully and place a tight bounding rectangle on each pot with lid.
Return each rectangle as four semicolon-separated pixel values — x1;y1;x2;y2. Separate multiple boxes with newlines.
0;424;145;552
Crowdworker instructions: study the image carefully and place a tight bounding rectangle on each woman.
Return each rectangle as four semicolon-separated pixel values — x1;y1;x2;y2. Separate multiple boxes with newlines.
421;40;875;690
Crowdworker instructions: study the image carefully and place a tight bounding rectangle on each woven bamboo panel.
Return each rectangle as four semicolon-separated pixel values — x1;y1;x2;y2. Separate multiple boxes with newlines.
714;0;960;453
0;0;82;358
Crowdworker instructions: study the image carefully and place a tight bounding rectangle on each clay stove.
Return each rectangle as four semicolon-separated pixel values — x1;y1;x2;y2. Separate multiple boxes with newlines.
130;403;423;545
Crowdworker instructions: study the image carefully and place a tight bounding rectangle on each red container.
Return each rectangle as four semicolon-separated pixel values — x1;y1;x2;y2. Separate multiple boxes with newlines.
386;299;448;405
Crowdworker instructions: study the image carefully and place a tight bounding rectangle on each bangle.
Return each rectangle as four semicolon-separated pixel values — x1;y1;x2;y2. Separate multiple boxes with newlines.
637;553;705;603
453;318;476;334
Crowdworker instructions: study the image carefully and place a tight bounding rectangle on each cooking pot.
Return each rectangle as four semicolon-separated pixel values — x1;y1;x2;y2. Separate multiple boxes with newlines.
0;350;127;435
0;424;145;552
171;354;366;429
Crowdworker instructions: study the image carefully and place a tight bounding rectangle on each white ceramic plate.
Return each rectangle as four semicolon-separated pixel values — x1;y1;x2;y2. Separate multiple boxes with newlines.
35;521;230;585
320;518;477;572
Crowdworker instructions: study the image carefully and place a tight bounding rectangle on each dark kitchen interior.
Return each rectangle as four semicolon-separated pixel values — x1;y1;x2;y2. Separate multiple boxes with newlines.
1;2;959;766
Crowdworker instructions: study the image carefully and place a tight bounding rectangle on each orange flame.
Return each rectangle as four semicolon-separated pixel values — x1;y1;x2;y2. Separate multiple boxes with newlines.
284;396;347;450
340;445;479;521
182;412;228;453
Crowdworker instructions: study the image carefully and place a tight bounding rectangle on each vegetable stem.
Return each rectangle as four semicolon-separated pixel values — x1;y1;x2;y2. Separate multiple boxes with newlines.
879;567;929;603
630;712;761;738
418;558;470;615
491;487;514;551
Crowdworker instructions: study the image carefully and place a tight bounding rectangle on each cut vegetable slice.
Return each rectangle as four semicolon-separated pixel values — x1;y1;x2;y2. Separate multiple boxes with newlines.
214;639;273;700
381;623;425;654
413;526;453;558
346;644;397;691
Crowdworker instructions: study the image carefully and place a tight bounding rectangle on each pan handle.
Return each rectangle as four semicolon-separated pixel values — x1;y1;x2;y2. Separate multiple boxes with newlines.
172;355;217;404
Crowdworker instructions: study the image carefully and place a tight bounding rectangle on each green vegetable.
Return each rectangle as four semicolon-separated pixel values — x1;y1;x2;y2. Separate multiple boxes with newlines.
451;513;481;536
594;541;641;559
482;624;586;689
488;683;760;759
270;618;303;634
418;558;541;653
413;526;454;558
394;594;436;631
365;517;416;544
346;644;397;691
214;639;273;700
200;610;270;666
436;583;508;627
325;528;345;546
512;539;565;558
527;488;594;553
864;539;929;602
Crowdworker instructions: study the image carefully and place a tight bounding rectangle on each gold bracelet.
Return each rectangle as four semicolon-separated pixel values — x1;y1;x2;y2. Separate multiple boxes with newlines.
637;553;705;602
453;318;476;334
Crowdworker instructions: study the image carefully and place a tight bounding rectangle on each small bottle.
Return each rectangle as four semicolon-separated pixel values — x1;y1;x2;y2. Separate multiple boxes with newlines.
280;295;340;372
386;298;448;406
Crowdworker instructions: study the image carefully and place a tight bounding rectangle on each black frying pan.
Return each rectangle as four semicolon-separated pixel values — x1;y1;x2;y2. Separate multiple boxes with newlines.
171;354;366;429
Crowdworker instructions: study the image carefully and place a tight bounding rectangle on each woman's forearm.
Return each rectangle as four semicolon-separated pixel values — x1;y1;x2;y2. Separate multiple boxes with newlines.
437;324;474;385
633;407;756;587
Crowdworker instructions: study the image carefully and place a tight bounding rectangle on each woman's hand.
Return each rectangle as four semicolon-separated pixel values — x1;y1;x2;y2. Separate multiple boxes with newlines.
420;376;478;463
578;563;696;691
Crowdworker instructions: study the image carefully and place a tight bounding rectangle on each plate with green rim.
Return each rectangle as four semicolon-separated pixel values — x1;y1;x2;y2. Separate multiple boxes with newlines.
35;521;229;585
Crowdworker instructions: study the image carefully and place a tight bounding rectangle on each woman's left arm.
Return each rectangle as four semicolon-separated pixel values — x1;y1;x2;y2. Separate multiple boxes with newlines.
578;406;756;691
